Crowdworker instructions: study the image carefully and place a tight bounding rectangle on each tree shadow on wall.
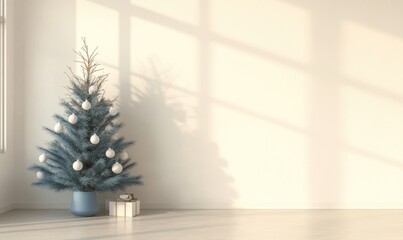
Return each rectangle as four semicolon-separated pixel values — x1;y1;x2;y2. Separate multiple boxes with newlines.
122;65;237;209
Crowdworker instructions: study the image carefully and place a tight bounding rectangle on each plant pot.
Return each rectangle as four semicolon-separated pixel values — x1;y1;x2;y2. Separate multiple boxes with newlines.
70;191;99;217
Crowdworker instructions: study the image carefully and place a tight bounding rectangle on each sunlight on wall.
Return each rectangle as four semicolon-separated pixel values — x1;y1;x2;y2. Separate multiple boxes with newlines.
211;43;311;129
209;15;312;207
340;21;403;95
131;0;200;26
340;151;403;207
211;105;310;207
341;86;403;161
340;84;403;207
76;0;120;99
89;0;314;208
210;0;311;64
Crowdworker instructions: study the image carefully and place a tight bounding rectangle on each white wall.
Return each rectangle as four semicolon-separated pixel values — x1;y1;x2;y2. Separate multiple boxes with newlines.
13;0;403;209
14;0;76;208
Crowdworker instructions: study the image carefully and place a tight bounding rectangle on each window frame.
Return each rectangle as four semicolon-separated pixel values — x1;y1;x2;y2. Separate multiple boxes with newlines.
0;0;5;153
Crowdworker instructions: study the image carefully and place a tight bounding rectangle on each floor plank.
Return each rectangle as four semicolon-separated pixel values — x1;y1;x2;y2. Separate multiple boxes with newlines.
0;209;401;239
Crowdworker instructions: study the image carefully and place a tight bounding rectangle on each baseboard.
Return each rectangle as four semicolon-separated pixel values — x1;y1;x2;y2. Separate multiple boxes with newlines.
14;202;70;210
12;201;403;210
15;202;109;211
140;202;403;209
140;202;235;209
0;203;15;214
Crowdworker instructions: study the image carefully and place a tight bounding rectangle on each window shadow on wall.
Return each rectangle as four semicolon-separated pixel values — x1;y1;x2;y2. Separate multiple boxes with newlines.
88;0;239;208
125;65;237;208
88;0;403;213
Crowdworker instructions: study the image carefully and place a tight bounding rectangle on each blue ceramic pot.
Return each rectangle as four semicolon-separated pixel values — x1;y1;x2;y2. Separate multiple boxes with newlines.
70;191;99;217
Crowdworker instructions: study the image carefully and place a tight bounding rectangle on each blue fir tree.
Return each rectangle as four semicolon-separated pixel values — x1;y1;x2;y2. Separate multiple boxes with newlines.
29;40;142;192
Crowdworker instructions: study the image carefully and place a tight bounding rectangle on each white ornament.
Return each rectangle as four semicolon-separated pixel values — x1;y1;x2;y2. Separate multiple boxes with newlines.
88;85;97;94
106;148;116;158
90;134;100;145
72;159;83;171
38;153;47;163
112;162;123;174
120;151;129;160
54;122;63;133
36;171;45;179
112;134;119;141
82;99;91;110
109;106;118;116
68;113;78;124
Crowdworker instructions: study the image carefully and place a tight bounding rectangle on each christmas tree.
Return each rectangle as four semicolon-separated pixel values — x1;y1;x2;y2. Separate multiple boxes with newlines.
29;40;142;192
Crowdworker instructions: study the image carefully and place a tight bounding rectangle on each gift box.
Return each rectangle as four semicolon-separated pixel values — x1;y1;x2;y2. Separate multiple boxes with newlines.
109;200;140;217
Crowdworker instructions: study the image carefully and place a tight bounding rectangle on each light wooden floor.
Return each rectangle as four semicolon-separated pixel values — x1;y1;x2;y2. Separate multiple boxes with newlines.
0;209;401;239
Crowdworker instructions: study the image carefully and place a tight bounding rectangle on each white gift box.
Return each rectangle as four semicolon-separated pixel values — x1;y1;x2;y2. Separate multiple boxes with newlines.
109;200;140;217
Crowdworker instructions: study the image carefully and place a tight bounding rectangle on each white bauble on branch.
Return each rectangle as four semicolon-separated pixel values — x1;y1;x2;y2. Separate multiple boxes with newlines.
109;106;118;116
72;159;83;171
36;171;45;179
54;122;63;133
68;113;78;124
38;153;47;163
88;85;98;94
120;151;129;160
105;125;113;131
106;148;115;158
82;99;91;110
90;134;100;145
112;162;123;174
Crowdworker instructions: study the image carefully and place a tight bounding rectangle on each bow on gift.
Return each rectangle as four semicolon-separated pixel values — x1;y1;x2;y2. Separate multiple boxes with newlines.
119;193;137;202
